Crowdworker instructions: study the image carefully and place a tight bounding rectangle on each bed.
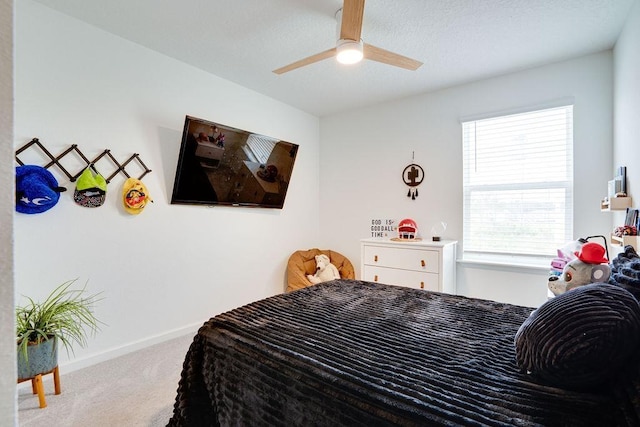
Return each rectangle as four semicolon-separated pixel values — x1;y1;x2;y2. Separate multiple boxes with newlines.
167;279;640;426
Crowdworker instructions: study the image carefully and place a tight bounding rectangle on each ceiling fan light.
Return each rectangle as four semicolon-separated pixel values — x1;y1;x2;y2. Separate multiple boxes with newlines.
336;39;363;65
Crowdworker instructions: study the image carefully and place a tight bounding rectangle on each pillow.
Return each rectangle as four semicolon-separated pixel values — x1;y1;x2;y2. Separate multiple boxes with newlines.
514;283;640;390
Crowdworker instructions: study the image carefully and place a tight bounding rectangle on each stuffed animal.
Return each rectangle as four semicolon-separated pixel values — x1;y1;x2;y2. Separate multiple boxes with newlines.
548;242;611;296
307;254;341;284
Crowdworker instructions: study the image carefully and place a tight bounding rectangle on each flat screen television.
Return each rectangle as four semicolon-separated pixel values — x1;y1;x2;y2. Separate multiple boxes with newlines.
171;115;299;209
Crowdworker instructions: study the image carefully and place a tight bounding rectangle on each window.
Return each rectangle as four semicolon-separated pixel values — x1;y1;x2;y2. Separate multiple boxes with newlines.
244;134;277;164
462;105;573;261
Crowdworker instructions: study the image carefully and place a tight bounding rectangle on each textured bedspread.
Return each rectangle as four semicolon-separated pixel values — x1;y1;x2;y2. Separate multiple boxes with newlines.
167;280;640;426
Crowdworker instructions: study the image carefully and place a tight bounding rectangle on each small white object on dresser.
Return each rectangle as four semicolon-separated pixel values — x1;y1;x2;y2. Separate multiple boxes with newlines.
360;238;458;294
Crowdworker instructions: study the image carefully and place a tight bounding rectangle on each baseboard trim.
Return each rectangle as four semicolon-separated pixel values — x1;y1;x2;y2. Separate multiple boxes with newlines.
58;321;204;374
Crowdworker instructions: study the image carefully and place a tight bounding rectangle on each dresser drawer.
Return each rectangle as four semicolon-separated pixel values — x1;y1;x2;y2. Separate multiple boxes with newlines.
362;266;439;291
360;238;457;295
362;245;439;273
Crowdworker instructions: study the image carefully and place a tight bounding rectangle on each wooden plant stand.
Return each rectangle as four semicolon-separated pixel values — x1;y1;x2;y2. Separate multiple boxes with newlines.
17;366;61;408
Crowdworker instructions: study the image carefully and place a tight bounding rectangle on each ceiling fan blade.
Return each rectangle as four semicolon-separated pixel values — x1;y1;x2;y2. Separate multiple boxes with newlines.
340;0;365;41
363;43;423;71
273;48;337;74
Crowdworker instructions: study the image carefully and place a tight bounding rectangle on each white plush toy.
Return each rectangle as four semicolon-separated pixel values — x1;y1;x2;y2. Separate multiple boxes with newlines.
307;254;341;284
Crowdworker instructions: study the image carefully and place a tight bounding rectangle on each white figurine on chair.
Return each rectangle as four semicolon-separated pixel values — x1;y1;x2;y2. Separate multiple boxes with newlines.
307;254;341;284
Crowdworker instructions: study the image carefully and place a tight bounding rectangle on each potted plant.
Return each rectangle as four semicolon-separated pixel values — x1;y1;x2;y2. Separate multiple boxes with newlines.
16;279;102;380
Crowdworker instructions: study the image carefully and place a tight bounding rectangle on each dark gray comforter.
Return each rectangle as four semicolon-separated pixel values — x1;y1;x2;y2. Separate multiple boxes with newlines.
167;280;640;426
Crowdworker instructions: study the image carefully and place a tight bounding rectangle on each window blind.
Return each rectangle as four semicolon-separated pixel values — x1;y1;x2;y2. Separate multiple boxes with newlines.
462;105;574;258
246;134;277;164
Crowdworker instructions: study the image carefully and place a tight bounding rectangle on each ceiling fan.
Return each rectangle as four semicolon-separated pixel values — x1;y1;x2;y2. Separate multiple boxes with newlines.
273;0;423;74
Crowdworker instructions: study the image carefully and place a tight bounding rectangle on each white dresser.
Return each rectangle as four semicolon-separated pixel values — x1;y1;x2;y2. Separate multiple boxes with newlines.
360;238;457;294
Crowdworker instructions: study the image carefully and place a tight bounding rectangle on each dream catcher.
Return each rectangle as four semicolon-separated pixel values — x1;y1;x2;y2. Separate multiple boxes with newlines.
402;153;424;200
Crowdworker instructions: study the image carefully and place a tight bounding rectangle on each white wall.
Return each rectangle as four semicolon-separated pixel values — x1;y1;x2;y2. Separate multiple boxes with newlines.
14;0;321;371
614;0;640;220
320;52;614;308
1;0;16;424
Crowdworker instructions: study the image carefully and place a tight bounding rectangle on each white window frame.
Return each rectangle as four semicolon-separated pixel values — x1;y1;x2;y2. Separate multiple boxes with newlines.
461;103;574;264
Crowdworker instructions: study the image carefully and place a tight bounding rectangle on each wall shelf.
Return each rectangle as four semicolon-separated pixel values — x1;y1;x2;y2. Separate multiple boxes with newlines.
601;196;632;211
611;234;639;249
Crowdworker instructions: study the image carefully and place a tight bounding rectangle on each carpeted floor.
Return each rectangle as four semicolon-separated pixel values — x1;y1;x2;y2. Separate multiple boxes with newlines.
18;333;194;427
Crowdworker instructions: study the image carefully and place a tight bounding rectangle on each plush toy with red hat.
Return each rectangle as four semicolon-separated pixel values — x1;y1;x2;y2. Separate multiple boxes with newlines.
548;242;611;296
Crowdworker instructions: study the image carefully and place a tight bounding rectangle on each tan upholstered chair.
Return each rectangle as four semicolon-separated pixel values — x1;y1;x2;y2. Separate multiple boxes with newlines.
286;248;355;293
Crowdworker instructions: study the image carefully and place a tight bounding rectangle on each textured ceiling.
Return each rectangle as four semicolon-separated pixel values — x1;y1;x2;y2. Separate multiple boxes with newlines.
32;0;634;117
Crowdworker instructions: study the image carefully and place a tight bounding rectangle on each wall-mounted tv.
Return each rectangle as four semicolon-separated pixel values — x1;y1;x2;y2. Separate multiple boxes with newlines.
171;115;299;209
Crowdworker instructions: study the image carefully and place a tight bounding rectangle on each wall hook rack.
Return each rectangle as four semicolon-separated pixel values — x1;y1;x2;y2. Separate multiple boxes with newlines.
15;138;152;183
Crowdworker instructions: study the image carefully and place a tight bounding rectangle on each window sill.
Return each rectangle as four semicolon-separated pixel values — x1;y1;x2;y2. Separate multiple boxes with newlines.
458;255;550;274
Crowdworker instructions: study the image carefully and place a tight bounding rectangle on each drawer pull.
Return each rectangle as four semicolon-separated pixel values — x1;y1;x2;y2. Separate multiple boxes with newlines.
420;282;425;289
374;255;378;262
421;260;426;267
374;275;379;282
